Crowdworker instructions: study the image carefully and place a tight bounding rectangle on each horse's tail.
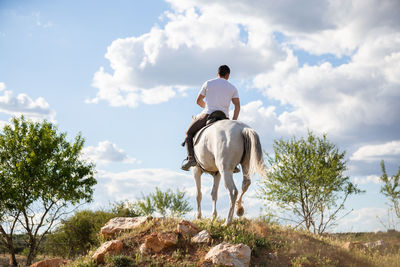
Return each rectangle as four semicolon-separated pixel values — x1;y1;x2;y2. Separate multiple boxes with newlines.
242;127;267;177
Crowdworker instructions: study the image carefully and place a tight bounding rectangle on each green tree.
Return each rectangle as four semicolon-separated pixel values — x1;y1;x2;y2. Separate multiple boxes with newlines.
43;210;114;258
0;116;96;266
380;160;400;219
258;131;362;234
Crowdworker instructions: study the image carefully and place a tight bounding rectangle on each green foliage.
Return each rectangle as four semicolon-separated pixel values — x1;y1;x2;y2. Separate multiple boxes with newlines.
66;256;96;267
380;160;400;219
150;187;192;217
110;201;141;217
135;195;156;216
43;210;115;258
0;116;97;266
105;255;135;267
118;187;192;217
258;131;362;234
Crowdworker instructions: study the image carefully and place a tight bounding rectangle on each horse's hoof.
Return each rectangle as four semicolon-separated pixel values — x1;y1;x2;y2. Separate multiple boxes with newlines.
236;206;244;217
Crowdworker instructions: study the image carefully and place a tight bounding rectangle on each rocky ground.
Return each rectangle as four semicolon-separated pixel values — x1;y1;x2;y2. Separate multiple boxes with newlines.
66;217;400;266
5;217;400;266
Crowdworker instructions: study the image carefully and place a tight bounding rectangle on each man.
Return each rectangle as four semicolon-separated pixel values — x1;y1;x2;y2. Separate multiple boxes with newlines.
181;65;241;171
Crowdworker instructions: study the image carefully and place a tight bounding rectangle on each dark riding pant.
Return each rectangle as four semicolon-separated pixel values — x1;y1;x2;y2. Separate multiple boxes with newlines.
184;113;209;159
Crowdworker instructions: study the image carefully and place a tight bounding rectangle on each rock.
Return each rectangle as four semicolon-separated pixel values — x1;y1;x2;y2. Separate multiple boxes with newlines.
204;242;251;267
191;230;212;244
364;240;385;249
144;233;164;253
158;232;178;247
177;220;199;237
139;243;151;256
29;258;69;267
144;232;178;253
92;240;124;264
341;241;366;250
100;216;149;239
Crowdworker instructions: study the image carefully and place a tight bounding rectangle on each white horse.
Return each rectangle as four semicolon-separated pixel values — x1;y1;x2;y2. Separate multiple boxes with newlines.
192;119;266;225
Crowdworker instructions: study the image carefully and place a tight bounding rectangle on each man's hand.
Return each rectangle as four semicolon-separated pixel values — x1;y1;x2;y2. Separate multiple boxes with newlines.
232;98;240;120
196;94;206;108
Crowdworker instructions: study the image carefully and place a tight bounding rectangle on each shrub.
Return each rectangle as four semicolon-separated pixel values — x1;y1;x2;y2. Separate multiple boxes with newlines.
106;255;135;267
43;210;115;258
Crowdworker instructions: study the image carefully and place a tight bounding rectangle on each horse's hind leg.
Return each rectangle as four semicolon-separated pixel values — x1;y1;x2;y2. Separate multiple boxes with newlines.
236;162;251;217
211;172;221;219
193;166;203;219
221;170;238;226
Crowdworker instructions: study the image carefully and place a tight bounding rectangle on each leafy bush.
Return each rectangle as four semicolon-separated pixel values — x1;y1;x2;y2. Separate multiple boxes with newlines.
105;255;135;267
114;187;192;218
65;256;96;267
43;210;115;258
110;201;142;217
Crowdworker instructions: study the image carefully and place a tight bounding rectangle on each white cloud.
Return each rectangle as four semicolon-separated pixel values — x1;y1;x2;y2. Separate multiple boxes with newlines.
353;175;381;185
351;141;400;162
0;83;56;122
253;33;400;137
167;0;400;56
238;101;279;137
83;141;140;165
89;4;285;108
88;0;400;148
93;168;196;203
288;0;400;56
336;207;387;232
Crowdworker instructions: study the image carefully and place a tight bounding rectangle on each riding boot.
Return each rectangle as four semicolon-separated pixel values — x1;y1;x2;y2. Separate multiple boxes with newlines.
181;137;197;171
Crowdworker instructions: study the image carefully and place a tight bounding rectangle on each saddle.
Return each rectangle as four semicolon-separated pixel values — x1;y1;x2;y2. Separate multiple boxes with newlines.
206;110;228;125
181;110;239;174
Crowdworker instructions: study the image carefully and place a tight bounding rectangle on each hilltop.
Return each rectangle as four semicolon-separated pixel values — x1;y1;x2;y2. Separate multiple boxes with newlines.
56;217;400;267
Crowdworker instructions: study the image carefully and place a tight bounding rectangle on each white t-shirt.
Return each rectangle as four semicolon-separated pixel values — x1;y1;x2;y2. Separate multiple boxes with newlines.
198;78;239;118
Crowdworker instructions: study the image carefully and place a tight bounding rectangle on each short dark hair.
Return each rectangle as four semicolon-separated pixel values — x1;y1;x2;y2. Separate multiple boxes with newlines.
218;65;230;77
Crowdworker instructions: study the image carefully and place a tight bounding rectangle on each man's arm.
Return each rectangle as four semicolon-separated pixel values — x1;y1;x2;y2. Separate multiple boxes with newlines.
232;98;240;120
196;94;206;108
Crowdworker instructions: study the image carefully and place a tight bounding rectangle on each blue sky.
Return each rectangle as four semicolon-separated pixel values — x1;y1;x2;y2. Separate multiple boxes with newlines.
1;0;399;232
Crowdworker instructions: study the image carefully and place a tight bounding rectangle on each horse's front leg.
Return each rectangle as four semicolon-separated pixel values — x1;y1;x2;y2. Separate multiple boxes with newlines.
211;172;221;219
193;166;203;219
221;170;238;226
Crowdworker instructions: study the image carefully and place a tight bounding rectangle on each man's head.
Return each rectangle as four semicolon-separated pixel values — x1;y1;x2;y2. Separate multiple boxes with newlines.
218;65;230;79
